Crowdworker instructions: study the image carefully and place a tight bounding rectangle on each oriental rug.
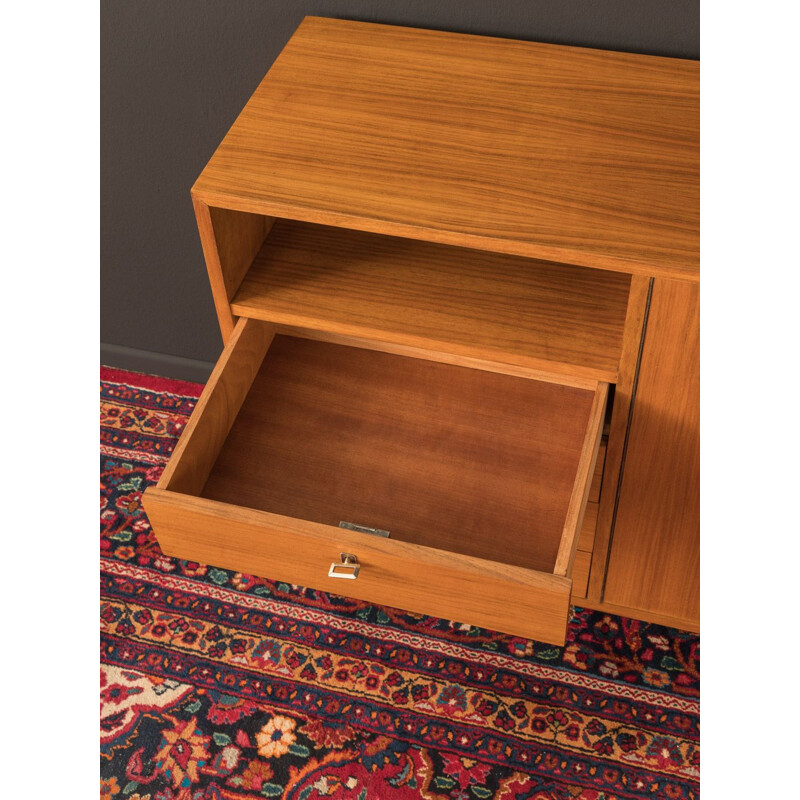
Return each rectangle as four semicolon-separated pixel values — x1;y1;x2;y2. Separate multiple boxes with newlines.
100;367;699;800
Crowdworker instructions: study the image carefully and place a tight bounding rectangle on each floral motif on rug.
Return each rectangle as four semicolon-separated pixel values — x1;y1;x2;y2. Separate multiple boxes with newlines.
100;367;699;800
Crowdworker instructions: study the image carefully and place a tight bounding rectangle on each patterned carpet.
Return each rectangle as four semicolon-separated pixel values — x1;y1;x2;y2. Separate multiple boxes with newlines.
100;367;699;800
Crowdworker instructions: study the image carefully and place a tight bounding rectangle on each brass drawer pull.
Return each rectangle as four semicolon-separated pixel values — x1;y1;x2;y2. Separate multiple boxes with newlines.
328;553;360;579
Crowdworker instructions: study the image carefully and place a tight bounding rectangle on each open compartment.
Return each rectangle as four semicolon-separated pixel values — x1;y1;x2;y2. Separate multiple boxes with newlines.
143;317;607;644
195;203;631;384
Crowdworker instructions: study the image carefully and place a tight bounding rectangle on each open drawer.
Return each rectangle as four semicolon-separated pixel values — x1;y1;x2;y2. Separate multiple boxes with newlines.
143;317;607;645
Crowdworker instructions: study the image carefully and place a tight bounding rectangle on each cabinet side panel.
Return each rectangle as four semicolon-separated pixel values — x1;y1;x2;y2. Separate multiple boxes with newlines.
210;207;274;302
192;197;273;342
602;279;699;623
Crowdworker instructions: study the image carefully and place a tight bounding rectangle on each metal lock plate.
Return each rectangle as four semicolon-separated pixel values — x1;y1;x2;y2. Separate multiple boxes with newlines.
339;521;390;538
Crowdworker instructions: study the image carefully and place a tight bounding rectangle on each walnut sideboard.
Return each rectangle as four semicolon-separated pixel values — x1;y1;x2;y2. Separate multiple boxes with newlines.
142;17;699;646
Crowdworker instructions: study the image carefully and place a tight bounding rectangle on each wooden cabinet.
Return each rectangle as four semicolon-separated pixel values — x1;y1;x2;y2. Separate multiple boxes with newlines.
142;17;699;644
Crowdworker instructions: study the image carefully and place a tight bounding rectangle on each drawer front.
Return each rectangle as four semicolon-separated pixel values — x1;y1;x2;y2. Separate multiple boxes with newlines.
144;488;574;644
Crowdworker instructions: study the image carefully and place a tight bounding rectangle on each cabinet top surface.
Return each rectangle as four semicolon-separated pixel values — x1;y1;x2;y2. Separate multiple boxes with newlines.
194;17;699;281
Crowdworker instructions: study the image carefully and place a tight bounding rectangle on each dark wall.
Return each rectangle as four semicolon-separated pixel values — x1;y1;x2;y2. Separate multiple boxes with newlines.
101;0;699;381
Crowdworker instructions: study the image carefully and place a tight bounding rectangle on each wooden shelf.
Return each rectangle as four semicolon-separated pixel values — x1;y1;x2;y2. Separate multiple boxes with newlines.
231;219;630;382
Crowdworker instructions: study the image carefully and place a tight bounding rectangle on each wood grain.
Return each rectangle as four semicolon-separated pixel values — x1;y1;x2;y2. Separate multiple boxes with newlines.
200;334;598;574
275;325;601;390
144;489;573;645
571;550;592;599
193;198;234;340
193;17;699;281
210;207;274;303
192;199;274;342
602;279;699;623
589;441;606;503
231;219;630;382
152;317;275;497
577;501;599;552
587;275;651;601
553;382;607;576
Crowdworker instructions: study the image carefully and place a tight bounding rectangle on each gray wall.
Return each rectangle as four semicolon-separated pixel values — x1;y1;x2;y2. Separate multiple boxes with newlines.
101;0;699;382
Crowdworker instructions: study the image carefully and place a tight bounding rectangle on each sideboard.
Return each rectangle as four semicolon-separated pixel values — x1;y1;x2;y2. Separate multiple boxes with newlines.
142;17;699;645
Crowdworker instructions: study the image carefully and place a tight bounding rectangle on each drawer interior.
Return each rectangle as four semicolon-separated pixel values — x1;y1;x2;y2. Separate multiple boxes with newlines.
161;319;606;575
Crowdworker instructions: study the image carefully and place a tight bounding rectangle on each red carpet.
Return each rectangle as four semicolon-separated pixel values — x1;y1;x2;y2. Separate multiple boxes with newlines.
100;367;699;799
